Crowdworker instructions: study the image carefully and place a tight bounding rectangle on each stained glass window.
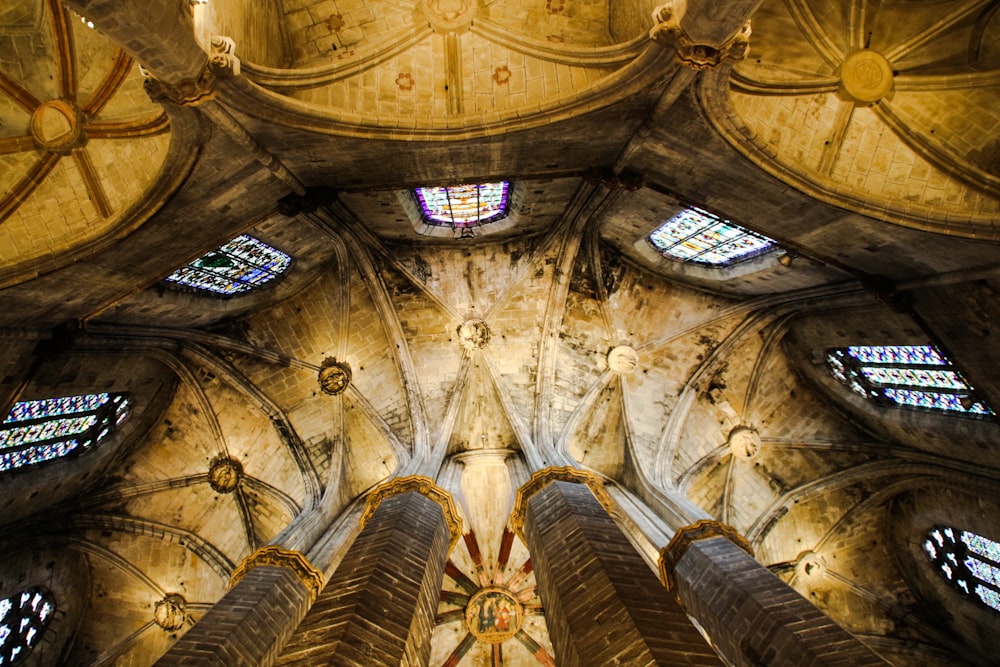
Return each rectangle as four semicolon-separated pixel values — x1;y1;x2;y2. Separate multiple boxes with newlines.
0;393;130;472
648;207;777;266
414;182;510;228
924;526;1000;613
164;235;291;296
0;588;55;664
826;345;993;416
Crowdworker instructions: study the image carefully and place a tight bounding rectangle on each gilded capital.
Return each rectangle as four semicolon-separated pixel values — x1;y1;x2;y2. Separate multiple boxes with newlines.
510;466;616;543
658;519;754;592
229;545;324;601
360;475;463;553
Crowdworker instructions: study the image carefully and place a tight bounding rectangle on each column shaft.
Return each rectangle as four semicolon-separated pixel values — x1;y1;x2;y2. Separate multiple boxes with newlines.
673;536;889;666
276;491;450;666
524;481;722;666
154;566;313;667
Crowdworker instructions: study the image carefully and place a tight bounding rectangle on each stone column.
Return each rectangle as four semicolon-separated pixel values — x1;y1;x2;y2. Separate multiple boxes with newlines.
276;476;462;666
660;521;890;667
512;468;723;666
60;0;208;86
154;546;324;667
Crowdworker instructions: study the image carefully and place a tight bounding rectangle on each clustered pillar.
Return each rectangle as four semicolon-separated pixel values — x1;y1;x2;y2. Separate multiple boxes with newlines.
157;468;889;667
660;520;890;666
154;546;323;666
275;478;458;666
512;468;723;666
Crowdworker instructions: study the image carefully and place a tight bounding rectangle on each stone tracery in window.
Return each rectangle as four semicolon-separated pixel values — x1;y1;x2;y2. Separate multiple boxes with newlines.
0;393;130;472
164;235;291;295
924;526;1000;613
648;207;777;266
414;182;511;228
826;345;993;416
0;588;55;664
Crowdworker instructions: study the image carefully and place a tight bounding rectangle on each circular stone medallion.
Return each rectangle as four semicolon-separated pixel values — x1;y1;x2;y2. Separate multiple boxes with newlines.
607;346;639;374
318;357;352;395
727;426;761;460
208;457;243;493
840;50;894;104
465;587;522;644
154;593;187;630
457;319;491;350
30;99;86;153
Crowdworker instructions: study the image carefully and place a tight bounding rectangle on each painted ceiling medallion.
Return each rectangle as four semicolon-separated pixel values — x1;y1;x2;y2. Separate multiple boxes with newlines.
466;587;523;644
208;456;243;493
436;530;555;665
458;319;491;350
318;357;352;395
607;346;639;374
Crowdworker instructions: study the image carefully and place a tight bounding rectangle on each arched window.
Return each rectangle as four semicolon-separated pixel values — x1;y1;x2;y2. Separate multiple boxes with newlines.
414;182;510;228
924;526;1000;613
0;588;55;663
0;393;130;472
826;345;993;415
649;207;777;266
164;235;291;295
826;345;993;416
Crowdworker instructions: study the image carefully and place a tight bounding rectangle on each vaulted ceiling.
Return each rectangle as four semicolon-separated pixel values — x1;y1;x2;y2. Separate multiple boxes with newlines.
1;0;999;665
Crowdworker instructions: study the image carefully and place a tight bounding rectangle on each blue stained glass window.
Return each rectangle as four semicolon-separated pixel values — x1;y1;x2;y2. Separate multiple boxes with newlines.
0;393;129;472
414;182;510;227
648;207;777;266
826;345;993;416
924;526;1000;613
164;235;291;295
0;588;55;664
